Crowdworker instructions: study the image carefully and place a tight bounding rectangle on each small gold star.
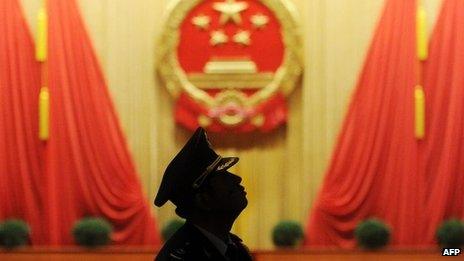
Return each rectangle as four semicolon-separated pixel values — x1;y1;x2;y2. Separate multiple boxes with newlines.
192;15;211;30
233;30;251;46
251;14;269;29
210;30;228;46
213;0;249;25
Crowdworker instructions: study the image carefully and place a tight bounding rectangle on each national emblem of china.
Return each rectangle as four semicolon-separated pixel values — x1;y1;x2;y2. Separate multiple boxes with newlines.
157;0;302;132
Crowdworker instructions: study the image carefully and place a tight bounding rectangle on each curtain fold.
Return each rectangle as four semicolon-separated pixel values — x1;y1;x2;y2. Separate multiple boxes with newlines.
421;0;464;244
305;0;427;247
43;0;160;245
0;0;44;244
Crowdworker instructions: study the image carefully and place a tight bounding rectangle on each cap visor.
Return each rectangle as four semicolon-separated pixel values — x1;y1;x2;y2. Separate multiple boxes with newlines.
154;193;168;207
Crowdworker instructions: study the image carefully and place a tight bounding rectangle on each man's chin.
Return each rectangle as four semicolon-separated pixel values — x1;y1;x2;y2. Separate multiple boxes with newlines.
236;197;248;213
226;198;248;217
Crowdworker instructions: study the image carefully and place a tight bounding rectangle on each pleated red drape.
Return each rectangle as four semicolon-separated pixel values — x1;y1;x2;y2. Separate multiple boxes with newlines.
43;0;160;245
421;0;464;244
306;0;427;247
0;0;44;244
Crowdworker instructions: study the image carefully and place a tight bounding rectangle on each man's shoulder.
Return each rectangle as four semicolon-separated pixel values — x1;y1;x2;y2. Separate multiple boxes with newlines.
155;223;222;261
156;240;193;260
155;224;195;260
229;233;253;261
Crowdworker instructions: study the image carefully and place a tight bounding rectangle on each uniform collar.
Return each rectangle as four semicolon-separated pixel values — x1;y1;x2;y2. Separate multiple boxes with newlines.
194;224;233;257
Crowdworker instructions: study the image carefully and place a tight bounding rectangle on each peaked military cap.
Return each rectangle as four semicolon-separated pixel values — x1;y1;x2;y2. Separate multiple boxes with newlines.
154;127;239;207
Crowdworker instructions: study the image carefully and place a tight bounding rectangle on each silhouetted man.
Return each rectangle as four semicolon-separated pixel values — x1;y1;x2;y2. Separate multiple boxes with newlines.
154;127;252;261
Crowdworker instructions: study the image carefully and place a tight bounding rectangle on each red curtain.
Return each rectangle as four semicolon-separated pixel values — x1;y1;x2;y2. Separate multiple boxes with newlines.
0;0;44;244
306;0;464;248
421;0;464;244
305;0;427;247
41;0;160;245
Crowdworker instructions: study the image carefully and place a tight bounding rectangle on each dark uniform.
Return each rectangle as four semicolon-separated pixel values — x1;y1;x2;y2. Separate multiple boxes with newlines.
155;222;252;261
154;127;252;261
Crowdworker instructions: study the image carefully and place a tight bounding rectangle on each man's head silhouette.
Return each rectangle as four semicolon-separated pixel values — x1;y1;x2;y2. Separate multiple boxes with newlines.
155;127;247;217
154;127;251;261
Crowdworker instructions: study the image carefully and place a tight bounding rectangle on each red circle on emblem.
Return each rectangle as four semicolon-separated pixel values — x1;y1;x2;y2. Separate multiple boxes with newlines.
177;0;284;75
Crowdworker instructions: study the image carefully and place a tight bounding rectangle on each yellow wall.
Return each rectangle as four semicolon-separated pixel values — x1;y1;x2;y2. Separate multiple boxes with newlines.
21;0;442;249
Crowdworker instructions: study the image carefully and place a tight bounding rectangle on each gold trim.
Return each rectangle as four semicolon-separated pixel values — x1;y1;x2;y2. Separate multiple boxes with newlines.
213;90;247;106
204;59;257;74
219;113;245;126
214;90;248;126
156;0;303;108
188;73;273;89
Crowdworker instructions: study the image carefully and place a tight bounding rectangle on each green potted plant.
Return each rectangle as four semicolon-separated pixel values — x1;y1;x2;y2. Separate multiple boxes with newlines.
161;219;185;242
436;219;464;248
355;218;390;250
0;219;30;249
272;220;304;248
72;217;113;248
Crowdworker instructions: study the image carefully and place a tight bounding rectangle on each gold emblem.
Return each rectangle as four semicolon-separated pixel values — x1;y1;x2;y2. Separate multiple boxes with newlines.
157;0;303;131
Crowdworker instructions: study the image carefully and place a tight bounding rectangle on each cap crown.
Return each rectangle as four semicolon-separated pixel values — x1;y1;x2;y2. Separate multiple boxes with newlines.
154;127;218;207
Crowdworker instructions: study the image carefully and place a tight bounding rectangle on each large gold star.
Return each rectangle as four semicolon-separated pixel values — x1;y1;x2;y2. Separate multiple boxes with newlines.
210;30;228;46
192;15;211;30
233;30;251;46
213;0;249;25
251;13;269;29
